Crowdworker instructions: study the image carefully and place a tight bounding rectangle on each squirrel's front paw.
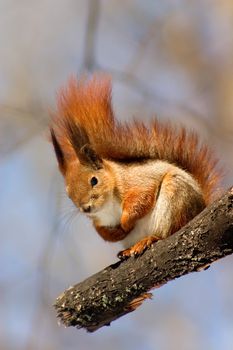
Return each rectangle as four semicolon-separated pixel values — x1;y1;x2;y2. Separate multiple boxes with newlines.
120;211;134;232
118;235;160;260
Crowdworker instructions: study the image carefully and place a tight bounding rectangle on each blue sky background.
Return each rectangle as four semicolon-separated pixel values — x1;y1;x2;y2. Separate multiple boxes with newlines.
1;1;233;349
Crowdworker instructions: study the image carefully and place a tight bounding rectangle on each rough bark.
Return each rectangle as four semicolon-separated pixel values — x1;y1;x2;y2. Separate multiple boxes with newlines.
54;188;233;332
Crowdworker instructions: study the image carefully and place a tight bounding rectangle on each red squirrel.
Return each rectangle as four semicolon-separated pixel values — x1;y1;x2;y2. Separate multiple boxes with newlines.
50;74;221;259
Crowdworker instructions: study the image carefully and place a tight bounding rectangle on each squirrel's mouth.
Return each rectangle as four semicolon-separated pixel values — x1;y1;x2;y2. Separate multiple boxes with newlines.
85;203;105;217
85;206;97;216
86;211;94;217
80;201;101;214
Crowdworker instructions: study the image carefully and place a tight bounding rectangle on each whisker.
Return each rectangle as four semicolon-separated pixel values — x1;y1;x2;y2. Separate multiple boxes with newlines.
58;202;80;237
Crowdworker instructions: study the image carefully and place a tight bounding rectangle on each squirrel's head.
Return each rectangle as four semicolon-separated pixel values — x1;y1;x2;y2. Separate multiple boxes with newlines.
65;157;115;215
50;75;116;214
50;126;115;215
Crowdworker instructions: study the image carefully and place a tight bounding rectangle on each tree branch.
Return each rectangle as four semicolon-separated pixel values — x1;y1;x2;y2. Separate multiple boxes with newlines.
82;0;100;71
54;188;233;332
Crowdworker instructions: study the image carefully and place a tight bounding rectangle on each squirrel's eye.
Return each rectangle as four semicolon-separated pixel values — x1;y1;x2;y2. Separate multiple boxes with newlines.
90;176;98;187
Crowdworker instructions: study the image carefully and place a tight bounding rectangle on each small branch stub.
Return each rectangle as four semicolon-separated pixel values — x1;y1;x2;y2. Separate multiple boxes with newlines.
54;188;233;332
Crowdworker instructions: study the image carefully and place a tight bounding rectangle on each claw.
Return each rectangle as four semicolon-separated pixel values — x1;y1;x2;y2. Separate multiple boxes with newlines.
118;235;160;260
117;248;131;260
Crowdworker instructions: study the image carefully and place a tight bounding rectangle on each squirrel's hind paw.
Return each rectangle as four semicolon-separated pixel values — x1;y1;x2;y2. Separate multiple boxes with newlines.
117;235;160;260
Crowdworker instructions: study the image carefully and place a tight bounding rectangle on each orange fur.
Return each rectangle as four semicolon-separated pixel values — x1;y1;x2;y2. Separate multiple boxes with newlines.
94;224;128;242
121;187;156;232
52;74;221;205
118;236;160;259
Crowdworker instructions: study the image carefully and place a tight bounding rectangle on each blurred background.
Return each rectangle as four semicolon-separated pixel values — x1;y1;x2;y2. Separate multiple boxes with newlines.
1;0;233;349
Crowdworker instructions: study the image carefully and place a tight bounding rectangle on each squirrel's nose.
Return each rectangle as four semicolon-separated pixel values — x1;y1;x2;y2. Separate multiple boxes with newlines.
82;205;91;213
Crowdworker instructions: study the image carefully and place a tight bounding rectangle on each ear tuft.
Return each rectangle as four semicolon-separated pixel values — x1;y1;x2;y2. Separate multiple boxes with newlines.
50;128;66;174
64;118;89;156
80;144;103;170
63;117;103;169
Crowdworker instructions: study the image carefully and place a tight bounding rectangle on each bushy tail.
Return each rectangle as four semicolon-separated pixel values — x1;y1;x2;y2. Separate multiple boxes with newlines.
51;74;222;204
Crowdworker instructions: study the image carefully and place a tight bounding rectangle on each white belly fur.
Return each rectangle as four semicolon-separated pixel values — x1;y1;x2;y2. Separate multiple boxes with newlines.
94;196;159;249
121;209;157;248
94;196;122;227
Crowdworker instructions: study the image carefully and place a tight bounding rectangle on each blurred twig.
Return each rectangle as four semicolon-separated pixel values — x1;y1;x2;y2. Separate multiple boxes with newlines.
0;104;45;120
99;65;217;135
0;104;48;158
126;20;160;75
82;0;100;71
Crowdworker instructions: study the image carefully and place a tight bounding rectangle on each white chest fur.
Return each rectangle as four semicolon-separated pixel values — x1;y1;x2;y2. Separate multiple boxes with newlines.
93;196;163;249
94;197;122;227
93;196;160;249
121;206;161;248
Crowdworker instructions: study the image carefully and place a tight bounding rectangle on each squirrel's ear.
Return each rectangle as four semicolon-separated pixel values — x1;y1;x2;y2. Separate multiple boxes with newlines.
79;144;103;170
63;118;103;169
50;128;67;174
